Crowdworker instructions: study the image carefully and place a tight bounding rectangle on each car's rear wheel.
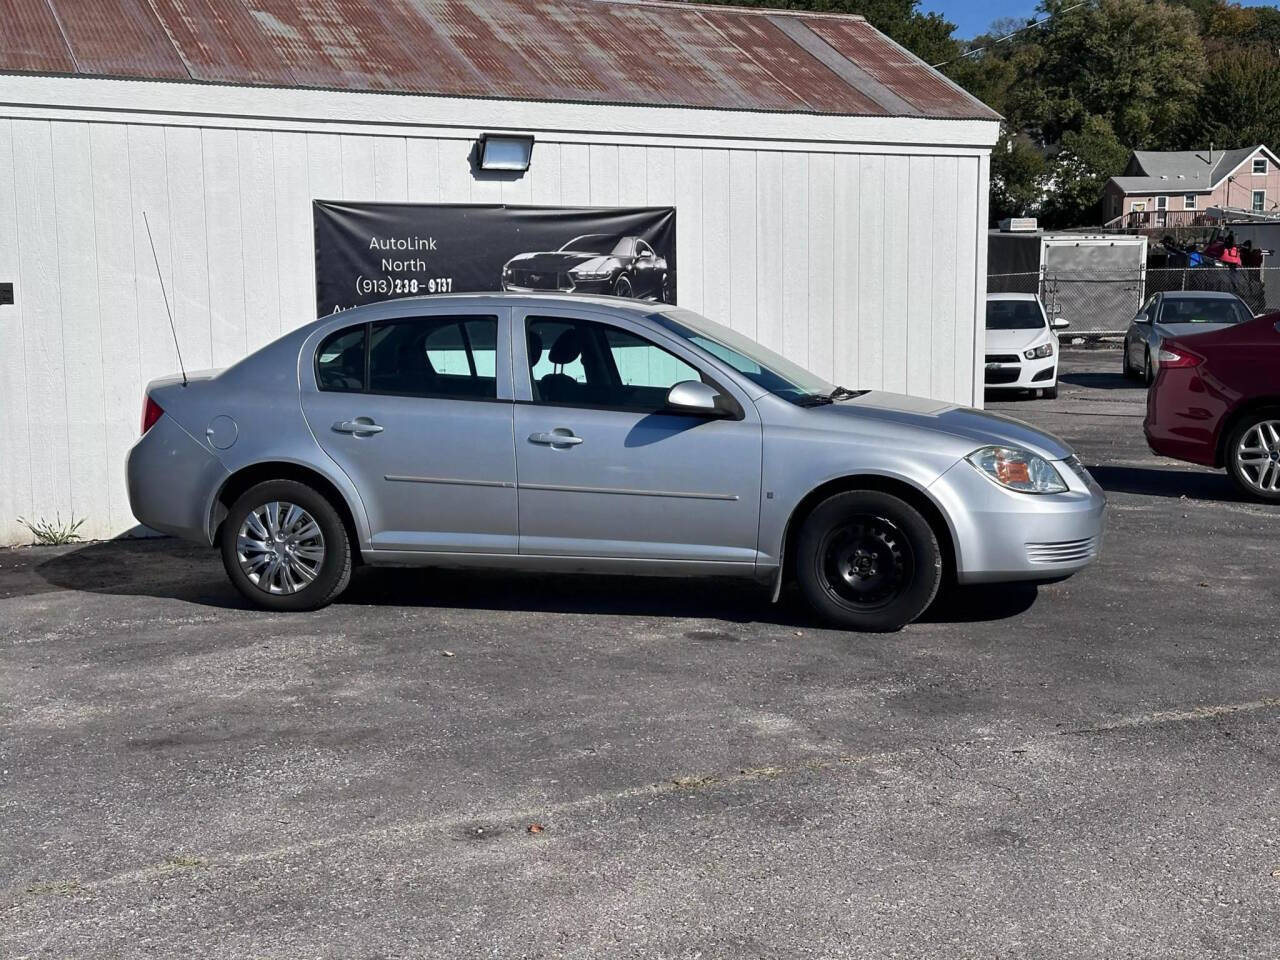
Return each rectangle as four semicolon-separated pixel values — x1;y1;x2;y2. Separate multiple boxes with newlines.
1226;409;1280;502
1122;345;1137;380
659;274;671;303
220;479;352;611
795;490;943;632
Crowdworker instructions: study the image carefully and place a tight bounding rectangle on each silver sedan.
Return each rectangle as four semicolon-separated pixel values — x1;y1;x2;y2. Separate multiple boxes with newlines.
1122;290;1253;384
127;294;1106;632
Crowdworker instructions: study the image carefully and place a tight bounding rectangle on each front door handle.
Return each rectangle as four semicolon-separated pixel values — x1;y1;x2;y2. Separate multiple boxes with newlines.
333;418;384;435
529;430;583;447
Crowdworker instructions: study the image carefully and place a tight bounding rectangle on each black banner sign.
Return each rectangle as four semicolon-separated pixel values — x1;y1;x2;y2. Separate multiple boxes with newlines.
314;201;677;316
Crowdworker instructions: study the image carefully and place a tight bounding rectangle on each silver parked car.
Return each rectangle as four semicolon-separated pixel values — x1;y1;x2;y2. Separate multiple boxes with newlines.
127;294;1106;632
1123;290;1253;384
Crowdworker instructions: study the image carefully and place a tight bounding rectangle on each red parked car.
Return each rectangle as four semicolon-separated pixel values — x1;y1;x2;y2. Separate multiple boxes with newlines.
1145;313;1280;501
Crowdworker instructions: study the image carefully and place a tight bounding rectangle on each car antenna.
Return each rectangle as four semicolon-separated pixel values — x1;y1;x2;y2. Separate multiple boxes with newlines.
142;210;187;387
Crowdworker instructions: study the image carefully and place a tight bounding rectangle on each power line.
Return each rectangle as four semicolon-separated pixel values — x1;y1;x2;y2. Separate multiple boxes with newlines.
932;0;1093;68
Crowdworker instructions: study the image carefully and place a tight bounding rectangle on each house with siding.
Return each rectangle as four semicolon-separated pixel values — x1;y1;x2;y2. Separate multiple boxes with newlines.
1104;145;1280;228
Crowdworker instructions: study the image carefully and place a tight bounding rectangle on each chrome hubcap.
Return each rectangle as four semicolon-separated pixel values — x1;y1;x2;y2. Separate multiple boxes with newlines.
1236;420;1280;493
237;501;325;594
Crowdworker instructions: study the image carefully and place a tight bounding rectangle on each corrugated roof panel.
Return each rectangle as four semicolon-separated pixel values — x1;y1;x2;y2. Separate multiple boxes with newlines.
806;18;999;120
0;0;78;74
146;0;299;86
49;0;188;79
695;8;882;115
0;0;999;120
581;3;738;110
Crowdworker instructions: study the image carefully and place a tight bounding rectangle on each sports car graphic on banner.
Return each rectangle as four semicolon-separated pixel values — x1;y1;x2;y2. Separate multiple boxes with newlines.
501;234;671;301
313;202;676;316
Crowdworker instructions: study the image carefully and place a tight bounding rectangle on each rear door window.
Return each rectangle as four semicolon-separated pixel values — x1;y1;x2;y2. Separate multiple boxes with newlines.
317;315;500;399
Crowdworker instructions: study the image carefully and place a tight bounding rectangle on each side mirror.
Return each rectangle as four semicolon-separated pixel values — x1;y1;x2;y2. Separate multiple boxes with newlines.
1051;317;1070;330
666;380;722;414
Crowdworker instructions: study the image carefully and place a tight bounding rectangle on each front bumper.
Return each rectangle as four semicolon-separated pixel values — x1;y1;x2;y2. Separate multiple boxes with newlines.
983;354;1057;390
126;415;229;543
929;455;1106;583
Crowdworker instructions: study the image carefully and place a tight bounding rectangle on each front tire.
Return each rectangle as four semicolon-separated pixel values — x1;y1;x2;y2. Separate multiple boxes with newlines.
1041;384;1059;400
1225;409;1280;502
219;480;352;611
1144;350;1154;386
795;490;943;632
612;274;634;298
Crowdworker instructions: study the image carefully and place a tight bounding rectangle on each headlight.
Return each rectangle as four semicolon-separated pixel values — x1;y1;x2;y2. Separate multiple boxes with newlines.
570;268;612;280
966;445;1068;494
1024;343;1053;360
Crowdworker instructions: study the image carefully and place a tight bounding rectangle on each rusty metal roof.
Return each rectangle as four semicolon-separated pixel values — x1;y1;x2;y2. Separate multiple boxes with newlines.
0;0;999;119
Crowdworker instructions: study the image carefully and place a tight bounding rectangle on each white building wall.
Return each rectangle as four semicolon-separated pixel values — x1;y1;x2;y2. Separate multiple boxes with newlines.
0;78;995;544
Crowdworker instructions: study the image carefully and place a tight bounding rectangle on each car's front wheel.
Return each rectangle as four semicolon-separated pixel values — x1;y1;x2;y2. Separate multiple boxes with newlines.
795;490;943;632
220;479;352;611
612;274;634;298
1144;349;1155;386
1226;409;1280;502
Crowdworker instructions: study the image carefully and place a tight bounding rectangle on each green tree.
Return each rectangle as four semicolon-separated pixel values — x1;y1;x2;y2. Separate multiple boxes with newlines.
990;129;1048;221
1040;115;1131;228
1186;48;1280;151
1030;0;1206;149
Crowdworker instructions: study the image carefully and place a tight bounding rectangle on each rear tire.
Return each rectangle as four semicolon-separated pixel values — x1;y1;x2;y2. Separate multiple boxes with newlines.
219;479;352;611
1122;348;1137;380
1225;408;1280;502
795;490;943;633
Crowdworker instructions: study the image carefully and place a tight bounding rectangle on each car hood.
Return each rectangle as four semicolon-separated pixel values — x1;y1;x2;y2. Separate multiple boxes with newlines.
814;391;1074;461
1154;321;1238;339
985;327;1050;352
506;251;613;271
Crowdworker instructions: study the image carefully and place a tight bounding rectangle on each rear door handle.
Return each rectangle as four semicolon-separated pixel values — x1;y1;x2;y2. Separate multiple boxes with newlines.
333;418;384;435
529;430;583;447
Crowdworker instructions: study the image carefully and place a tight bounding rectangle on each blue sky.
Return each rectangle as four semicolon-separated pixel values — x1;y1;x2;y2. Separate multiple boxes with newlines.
923;0;1278;39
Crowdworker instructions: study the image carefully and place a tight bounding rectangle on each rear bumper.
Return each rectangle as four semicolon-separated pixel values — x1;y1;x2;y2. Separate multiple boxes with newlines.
1143;370;1221;467
929;455;1106;584
126;415;229;543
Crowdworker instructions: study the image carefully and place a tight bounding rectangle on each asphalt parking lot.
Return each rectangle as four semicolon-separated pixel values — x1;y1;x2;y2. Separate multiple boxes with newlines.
3;349;1279;959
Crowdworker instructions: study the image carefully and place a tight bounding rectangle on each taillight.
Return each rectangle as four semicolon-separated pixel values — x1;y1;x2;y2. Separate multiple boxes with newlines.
141;395;164;434
1157;348;1202;368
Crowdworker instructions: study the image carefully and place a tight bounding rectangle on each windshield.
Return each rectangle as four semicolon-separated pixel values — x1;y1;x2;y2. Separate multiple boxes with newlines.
559;234;630;256
986;299;1046;330
1161;297;1249;324
654;308;836;404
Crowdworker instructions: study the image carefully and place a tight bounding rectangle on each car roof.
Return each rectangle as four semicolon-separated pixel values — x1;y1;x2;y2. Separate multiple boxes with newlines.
986;293;1041;302
1158;291;1240;300
328;292;665;317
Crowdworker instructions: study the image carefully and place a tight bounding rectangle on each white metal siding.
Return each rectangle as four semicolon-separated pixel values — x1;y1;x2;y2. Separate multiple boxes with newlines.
0;106;989;544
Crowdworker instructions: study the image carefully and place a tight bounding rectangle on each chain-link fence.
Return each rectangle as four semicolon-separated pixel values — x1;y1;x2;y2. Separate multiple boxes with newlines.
988;267;1280;337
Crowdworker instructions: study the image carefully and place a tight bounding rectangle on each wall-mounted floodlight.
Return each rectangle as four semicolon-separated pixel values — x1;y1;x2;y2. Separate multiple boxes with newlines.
477;133;534;172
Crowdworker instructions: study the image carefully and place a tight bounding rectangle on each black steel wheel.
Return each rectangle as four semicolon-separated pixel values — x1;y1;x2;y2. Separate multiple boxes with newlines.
795;490;942;632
